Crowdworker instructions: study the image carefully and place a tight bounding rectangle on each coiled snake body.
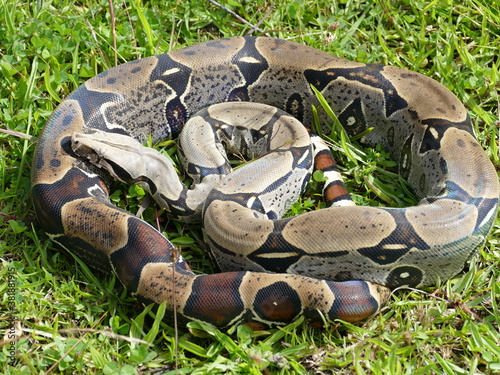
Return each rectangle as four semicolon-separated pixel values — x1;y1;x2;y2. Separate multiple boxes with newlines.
31;37;499;328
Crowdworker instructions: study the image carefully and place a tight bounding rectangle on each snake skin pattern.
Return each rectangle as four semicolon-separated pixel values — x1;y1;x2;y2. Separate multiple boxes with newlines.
31;37;499;328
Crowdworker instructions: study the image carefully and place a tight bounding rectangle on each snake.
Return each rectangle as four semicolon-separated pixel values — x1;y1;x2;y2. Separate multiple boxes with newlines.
31;36;499;328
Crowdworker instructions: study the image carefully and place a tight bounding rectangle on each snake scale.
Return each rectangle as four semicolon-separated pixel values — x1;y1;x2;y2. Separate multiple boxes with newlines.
31;37;499;328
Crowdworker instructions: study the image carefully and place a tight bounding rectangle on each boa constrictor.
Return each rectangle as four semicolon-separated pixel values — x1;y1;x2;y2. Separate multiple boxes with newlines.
31;37;499;328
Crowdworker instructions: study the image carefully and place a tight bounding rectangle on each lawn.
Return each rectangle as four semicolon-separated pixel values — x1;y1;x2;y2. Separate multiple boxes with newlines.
1;0;499;374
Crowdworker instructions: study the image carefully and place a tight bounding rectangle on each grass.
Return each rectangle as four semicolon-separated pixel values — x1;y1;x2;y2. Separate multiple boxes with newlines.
1;0;499;373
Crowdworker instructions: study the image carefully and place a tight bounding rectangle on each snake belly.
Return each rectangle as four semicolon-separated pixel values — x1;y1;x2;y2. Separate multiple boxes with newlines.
31;36;499;328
